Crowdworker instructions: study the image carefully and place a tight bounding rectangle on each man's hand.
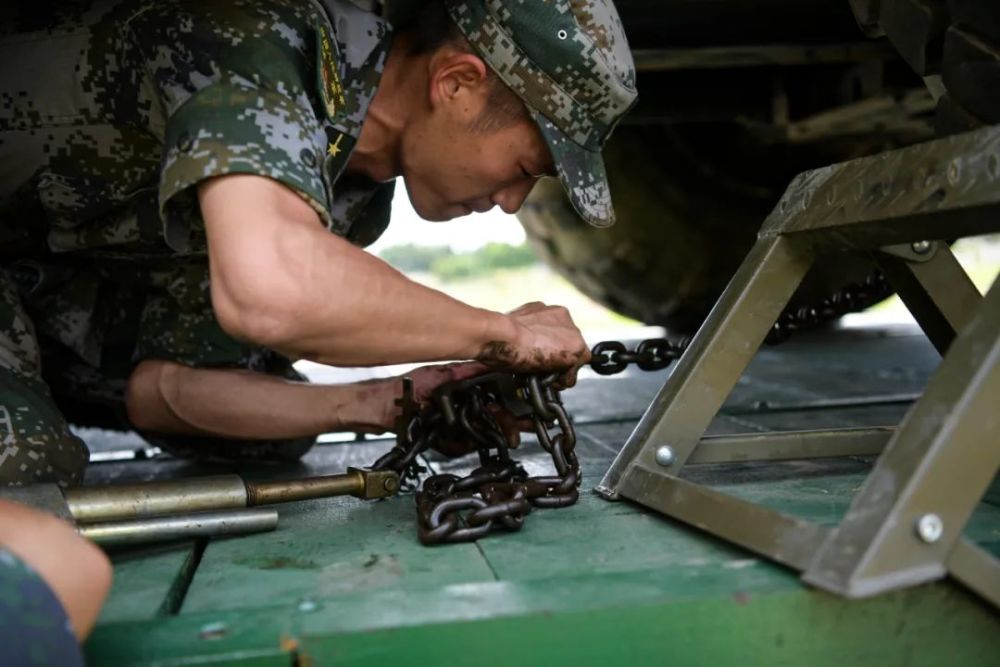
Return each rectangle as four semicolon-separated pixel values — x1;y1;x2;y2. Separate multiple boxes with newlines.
476;302;590;387
374;362;531;457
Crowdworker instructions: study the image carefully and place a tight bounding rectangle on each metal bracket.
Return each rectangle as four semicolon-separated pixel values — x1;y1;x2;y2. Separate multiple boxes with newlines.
598;125;1000;608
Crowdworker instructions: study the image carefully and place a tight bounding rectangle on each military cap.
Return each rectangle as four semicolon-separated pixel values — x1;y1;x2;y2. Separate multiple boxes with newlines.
445;0;637;227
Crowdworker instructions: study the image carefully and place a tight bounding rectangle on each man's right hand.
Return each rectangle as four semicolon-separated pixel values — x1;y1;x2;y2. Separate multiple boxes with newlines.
476;301;590;386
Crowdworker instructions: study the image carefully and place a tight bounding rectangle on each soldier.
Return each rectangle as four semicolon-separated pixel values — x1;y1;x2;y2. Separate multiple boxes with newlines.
0;0;637;486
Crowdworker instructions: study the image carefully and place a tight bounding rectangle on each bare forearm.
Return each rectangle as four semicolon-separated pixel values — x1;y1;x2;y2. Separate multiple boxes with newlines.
126;361;395;439
272;233;512;366
200;176;514;367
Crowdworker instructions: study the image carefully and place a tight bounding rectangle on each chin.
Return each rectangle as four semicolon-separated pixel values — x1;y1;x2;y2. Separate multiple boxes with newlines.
412;198;469;222
402;179;471;221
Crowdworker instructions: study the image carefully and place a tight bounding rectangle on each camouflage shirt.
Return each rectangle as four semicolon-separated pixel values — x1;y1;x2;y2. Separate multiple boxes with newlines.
0;0;395;259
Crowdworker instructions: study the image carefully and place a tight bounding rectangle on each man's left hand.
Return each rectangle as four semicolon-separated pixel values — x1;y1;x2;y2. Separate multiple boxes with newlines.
375;362;529;457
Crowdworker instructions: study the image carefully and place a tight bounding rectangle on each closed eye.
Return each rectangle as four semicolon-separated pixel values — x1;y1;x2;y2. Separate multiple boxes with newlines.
521;165;550;180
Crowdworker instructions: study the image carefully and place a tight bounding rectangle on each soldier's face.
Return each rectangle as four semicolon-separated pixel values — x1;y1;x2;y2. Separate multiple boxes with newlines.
400;94;555;221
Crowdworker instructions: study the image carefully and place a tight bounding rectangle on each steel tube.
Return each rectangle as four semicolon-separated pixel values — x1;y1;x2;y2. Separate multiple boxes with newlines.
245;471;365;506
64;475;248;524
689;427;893;463
78;509;278;547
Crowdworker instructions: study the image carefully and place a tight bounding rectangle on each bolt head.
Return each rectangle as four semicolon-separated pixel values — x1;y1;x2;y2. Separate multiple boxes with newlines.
916;513;944;543
383;477;398;493
911;240;932;255
199;622;227;640
655;446;676;467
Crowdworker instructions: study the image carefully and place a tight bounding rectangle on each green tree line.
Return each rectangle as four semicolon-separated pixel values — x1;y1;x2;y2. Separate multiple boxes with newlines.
378;242;538;281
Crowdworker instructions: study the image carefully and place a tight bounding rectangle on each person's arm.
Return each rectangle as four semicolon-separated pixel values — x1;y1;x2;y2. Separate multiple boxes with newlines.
198;175;589;372
0;501;112;641
125;359;489;440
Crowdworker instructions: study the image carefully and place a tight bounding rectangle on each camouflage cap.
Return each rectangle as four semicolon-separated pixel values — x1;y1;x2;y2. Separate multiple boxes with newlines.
445;0;637;227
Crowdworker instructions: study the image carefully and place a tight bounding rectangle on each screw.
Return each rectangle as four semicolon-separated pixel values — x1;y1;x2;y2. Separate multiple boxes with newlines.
915;513;943;543
655;446;676;467
911;240;932;255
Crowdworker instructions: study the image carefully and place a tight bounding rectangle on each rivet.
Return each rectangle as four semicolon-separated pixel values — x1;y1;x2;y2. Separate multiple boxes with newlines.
655;446;675;467
557;29;568;40
911;240;932;255
383;477;398;493
915;513;943;543
947;159;961;185
801;190;813;211
199;622;227;640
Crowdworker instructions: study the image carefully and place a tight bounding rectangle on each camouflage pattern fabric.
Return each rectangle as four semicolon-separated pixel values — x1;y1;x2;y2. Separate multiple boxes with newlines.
0;0;395;485
0;271;88;487
445;0;637;227
0;548;85;667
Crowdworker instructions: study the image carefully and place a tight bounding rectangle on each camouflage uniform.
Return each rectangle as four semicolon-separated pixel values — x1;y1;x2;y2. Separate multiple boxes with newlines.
0;548;84;666
0;0;395;486
0;0;637;487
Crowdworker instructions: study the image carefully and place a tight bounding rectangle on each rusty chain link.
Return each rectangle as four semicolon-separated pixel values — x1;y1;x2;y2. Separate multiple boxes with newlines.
372;372;578;545
373;269;891;544
589;270;892;376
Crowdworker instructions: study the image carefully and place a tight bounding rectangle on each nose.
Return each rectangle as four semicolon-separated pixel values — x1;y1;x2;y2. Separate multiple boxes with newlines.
492;180;537;215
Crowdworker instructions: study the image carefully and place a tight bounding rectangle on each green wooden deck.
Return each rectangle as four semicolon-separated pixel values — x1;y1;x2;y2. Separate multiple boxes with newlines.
82;326;1000;666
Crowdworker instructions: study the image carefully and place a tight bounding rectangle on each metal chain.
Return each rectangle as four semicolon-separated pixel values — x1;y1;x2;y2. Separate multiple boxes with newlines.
589;270;892;376
372;373;578;545
373;269;891;545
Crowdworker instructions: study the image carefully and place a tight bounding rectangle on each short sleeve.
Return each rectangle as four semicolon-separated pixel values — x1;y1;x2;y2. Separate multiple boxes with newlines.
126;1;333;251
159;81;330;249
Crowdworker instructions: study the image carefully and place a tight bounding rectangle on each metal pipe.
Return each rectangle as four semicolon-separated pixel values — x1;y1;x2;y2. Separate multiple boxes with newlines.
245;471;365;505
78;509;278;547
63;469;399;526
64;475;248;524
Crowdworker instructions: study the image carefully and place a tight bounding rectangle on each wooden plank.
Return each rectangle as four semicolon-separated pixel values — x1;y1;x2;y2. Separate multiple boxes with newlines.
294;577;1000;666
180;492;496;614
87;606;295;667
98;543;199;623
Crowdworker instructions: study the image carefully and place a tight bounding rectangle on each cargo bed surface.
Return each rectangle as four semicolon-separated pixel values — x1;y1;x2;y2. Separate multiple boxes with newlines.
83;325;1000;665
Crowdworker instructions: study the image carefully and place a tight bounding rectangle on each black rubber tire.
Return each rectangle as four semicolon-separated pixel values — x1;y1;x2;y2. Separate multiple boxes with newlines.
518;0;999;332
879;0;1000;130
518;124;883;332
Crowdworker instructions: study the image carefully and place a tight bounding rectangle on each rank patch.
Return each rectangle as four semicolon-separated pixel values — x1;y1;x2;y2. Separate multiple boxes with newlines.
315;21;346;121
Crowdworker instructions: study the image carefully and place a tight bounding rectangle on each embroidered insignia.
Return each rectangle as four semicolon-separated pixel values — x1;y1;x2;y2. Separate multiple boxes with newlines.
315;20;347;120
327;132;344;157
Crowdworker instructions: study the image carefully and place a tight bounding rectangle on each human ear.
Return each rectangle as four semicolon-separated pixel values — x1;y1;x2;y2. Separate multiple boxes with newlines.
427;51;490;119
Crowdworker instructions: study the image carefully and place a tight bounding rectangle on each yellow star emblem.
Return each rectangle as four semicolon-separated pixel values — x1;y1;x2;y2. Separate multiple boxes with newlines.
327;133;344;158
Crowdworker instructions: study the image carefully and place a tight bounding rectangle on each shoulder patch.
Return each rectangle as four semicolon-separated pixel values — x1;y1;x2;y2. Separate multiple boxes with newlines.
315;19;347;121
